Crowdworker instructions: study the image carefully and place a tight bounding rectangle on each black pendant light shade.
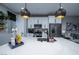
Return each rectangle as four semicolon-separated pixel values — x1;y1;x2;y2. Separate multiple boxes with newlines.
20;3;30;19
55;3;66;19
21;8;30;17
55;7;66;17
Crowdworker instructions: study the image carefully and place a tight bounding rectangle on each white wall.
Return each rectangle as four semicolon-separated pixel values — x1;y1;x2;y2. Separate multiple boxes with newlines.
48;16;55;23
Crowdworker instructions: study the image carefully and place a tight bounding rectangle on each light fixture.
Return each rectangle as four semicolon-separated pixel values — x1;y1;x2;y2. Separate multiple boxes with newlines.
55;3;66;19
20;3;30;19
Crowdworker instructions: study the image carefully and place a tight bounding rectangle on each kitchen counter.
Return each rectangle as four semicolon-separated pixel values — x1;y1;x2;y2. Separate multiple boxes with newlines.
0;37;79;55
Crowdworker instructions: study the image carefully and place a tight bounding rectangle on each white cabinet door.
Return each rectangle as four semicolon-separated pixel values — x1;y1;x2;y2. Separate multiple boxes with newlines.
28;17;34;28
56;18;62;23
28;24;33;28
41;17;48;28
33;17;37;24
48;16;55;23
48;16;62;24
28;17;49;28
34;17;41;24
28;17;41;28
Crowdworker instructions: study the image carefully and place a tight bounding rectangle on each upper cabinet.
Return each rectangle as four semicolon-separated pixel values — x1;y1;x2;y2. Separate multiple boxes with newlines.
56;18;62;23
41;17;48;28
28;17;34;28
48;16;55;23
28;16;61;29
28;17;48;28
48;16;62;24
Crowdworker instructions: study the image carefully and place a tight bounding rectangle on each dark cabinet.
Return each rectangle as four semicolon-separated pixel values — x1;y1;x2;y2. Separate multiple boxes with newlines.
49;24;61;37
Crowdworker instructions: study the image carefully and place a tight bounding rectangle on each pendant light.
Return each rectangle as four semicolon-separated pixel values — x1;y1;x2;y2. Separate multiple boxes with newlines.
55;3;66;19
20;3;30;19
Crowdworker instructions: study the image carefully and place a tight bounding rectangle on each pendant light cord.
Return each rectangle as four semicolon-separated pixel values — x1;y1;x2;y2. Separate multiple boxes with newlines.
59;3;61;8
25;3;27;9
59;3;63;9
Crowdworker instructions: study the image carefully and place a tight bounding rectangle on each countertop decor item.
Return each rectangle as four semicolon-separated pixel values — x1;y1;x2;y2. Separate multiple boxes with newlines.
8;27;24;49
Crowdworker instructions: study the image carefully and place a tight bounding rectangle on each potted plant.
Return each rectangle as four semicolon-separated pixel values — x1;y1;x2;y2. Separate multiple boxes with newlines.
0;11;8;20
0;11;5;20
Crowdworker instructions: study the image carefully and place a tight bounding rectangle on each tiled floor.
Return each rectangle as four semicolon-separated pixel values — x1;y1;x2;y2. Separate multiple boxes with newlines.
0;37;79;55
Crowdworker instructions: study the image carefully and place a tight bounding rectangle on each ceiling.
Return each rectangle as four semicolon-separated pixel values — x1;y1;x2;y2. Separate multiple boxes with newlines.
2;3;79;16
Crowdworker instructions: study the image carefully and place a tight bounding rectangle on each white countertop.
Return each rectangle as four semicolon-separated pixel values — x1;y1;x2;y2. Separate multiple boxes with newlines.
0;37;79;55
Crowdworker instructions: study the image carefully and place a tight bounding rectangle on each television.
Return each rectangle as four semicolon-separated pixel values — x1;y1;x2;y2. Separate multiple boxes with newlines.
7;11;16;21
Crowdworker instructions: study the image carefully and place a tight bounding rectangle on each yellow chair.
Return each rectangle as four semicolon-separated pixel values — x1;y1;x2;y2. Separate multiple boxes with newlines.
16;34;22;44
